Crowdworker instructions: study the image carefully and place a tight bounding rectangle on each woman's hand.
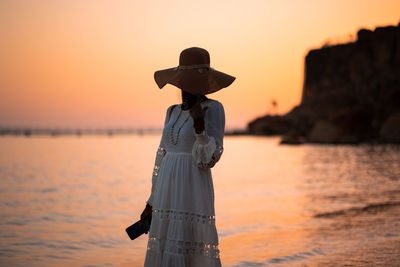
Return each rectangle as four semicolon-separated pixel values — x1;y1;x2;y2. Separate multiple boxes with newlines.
140;203;152;231
189;98;208;134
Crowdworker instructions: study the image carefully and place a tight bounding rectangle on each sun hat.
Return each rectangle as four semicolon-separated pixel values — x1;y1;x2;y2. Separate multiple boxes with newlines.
154;47;235;95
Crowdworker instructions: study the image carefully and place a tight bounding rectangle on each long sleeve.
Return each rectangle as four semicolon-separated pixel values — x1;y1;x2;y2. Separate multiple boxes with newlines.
192;101;225;168
146;105;174;206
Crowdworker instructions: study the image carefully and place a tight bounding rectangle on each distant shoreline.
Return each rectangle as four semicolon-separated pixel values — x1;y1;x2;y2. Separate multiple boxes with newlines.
0;127;249;137
0;127;162;137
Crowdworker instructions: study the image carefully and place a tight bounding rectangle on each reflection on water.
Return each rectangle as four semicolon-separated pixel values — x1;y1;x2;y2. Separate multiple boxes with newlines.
0;136;399;266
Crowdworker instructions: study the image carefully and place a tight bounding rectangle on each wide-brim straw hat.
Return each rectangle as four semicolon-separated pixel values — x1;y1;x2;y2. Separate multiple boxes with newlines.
154;47;235;95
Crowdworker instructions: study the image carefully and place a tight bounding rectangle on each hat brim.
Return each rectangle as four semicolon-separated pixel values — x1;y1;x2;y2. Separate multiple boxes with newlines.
154;67;235;95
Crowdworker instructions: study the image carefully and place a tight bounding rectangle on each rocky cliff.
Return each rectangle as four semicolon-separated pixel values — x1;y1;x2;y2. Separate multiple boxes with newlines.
248;23;400;143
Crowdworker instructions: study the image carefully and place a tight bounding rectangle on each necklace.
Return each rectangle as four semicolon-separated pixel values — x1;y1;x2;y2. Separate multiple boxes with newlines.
169;107;190;145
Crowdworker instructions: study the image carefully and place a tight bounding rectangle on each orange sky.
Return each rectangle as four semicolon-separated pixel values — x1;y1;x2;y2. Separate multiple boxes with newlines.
0;0;399;129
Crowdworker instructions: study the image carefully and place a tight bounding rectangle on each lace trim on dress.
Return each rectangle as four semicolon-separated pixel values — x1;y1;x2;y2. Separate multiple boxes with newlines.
152;209;216;224
157;146;167;156
192;135;217;166
147;237;220;259
152;147;166;176
197;146;224;168
192;133;224;169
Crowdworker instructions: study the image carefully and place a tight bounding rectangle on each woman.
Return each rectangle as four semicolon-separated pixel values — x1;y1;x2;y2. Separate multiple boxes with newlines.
141;47;235;267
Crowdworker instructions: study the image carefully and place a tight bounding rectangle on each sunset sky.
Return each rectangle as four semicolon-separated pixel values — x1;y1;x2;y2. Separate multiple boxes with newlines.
0;0;399;129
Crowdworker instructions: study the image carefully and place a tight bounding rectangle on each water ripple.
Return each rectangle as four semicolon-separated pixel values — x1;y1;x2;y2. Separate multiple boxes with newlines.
314;201;400;218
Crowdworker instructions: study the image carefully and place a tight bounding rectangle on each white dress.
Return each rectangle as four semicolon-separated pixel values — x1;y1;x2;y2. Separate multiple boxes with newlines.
144;99;224;267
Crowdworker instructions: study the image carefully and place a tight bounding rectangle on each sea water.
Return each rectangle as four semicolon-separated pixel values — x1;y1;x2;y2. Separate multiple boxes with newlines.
0;135;399;266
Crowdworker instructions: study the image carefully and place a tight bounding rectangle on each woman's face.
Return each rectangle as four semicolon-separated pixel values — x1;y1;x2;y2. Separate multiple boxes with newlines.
177;68;209;93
